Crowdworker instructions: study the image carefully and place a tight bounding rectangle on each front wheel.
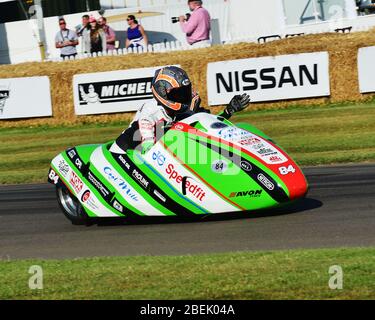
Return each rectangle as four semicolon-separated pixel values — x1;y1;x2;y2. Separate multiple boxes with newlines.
56;185;88;225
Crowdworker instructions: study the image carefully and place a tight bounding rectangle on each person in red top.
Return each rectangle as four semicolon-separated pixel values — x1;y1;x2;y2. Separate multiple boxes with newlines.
179;0;211;48
98;17;116;51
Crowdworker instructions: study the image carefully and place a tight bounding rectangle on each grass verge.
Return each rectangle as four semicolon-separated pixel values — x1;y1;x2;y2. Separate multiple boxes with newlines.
1;102;375;184
0;247;374;300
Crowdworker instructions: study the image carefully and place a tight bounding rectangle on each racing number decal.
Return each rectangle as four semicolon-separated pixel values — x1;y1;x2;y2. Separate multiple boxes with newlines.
278;165;296;175
48;169;59;185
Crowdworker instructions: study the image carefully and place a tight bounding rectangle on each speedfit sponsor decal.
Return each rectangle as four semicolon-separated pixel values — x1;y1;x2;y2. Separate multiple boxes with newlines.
166;164;206;201
207;52;330;105
78;78;153;105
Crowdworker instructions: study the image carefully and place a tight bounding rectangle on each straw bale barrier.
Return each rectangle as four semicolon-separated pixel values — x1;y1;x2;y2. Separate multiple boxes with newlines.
1;31;375;128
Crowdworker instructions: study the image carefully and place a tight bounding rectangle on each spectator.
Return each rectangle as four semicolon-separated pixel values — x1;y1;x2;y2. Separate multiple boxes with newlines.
125;15;148;50
76;14;91;54
98;16;116;52
55;18;79;59
179;0;211;48
89;16;107;54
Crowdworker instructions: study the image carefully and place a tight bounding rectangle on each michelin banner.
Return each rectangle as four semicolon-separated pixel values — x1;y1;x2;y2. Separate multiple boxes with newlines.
0;76;52;120
207;52;330;105
358;46;375;93
73;66;178;115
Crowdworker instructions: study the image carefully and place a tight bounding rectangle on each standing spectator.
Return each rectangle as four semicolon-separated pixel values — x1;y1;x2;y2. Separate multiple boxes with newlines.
179;0;211;48
89;16;107;54
55;18;79;59
125;15;148;50
77;14;91;54
98;17;116;52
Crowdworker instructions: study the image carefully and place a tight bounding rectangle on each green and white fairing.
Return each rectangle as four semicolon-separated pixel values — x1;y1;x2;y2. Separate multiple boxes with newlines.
48;113;308;223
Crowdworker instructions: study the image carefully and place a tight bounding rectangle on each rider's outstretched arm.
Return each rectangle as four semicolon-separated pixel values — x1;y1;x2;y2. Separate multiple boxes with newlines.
219;93;251;120
189;93;250;119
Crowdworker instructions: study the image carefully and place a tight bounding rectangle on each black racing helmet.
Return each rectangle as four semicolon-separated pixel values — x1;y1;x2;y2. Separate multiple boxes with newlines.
151;66;193;113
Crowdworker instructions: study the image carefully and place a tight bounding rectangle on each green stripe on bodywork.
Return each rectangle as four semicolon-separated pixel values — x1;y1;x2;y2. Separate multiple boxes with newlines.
162;128;288;211
131;151;208;214
196;131;290;198
87;157;146;217
57;153;123;218
51;162;103;218
101;146;176;216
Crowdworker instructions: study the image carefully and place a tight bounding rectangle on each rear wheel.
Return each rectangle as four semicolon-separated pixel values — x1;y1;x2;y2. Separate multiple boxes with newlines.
56;185;88;225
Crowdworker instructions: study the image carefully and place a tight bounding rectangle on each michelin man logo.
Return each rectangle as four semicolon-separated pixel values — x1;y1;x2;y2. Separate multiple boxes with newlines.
0;84;10;115
79;84;101;106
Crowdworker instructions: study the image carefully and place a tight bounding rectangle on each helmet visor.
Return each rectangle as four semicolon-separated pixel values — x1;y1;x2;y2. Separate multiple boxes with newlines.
166;84;192;105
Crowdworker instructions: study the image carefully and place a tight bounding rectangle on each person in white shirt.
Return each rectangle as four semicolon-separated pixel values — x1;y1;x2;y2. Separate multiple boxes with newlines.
55;18;79;59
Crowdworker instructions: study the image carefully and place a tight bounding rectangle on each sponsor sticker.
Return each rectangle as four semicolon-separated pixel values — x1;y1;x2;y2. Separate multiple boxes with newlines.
269;155;284;163
112;200;123;213
257;173;275;191
81;190;99;210
229;190;263;198
58;159;69;177
81;190;91;202
67;149;76;159
103;166;138;202
152;151;166;166
240;160;252;172
211;160;228;173
132;169;150;190
211;122;228;129
118;154;131;171
174;124;184;131
87;171;110;198
166;164;206;201
216;127;287;165
153;190;166;203
70;171;83;194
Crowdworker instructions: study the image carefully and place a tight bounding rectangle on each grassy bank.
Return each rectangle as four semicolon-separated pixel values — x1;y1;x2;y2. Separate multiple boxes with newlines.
0;247;374;300
1;102;375;184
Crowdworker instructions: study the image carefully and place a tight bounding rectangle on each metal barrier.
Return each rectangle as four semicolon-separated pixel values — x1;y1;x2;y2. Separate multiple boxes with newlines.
53;40;212;62
335;26;353;33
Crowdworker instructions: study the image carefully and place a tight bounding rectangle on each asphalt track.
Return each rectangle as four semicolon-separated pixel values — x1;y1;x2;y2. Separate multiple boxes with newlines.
0;164;374;260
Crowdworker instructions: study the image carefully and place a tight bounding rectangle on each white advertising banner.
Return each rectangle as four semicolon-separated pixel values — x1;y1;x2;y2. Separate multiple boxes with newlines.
0;76;52;120
358;46;375;93
73;66;178;115
207;52;330;105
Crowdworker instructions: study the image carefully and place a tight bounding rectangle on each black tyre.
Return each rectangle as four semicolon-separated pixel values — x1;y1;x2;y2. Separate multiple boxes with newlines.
56;185;88;225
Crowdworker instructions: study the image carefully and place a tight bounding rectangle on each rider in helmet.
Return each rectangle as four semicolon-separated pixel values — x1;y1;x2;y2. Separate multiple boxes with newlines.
110;66;250;154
